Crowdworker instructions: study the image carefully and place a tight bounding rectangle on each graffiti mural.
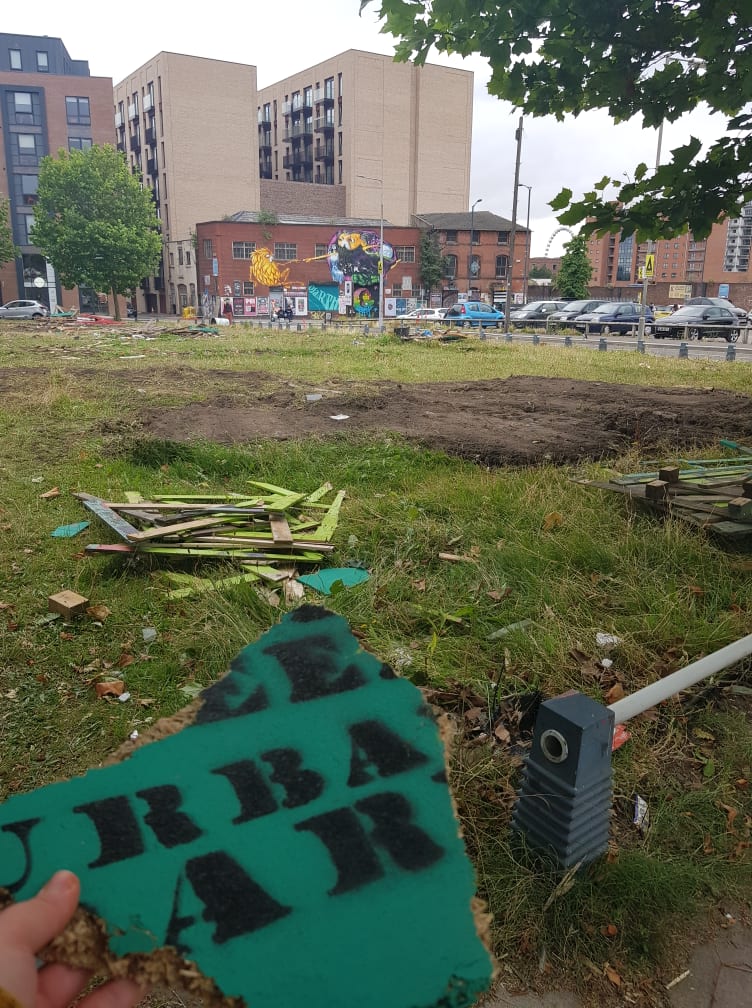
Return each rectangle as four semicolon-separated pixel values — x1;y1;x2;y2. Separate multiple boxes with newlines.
248;230;398;317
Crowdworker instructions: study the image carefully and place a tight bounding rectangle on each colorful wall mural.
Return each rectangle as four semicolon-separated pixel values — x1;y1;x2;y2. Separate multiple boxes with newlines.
248;228;398;317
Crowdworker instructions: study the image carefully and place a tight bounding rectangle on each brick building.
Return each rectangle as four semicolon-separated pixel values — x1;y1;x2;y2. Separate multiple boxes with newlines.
0;33;113;309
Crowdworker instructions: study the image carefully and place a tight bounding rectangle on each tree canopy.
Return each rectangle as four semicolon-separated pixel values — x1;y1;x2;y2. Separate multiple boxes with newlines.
418;229;448;293
362;0;752;239
32;145;161;318
555;234;593;300
0;196;16;269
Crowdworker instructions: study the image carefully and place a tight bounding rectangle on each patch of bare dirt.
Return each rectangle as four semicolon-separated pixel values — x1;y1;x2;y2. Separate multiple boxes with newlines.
137;374;752;466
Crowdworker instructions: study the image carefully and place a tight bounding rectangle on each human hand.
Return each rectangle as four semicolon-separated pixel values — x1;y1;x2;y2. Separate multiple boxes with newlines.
0;871;144;1008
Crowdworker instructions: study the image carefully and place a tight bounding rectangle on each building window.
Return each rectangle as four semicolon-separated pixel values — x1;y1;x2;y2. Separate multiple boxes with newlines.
444;254;457;280
68;137;93;150
12;91;34;124
243;281;254;295
36;51;48;72
9;49;21;70
18;134;38;163
23;214;35;244
394;246;415;262
20;174;38;204
185;250;191;266
497;231;510;245
314;243;328;258
178;246;184;266
232;241;256;259
203;239;213;258
616;234;634;281
66;97;91;126
495;254;508;278
325;77;334;100
338;160;342;184
444;230;458;244
274;242;297;260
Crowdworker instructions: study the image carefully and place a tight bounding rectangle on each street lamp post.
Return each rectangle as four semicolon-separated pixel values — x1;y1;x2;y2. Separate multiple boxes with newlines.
356;173;385;329
469;198;482;295
518;184;532;305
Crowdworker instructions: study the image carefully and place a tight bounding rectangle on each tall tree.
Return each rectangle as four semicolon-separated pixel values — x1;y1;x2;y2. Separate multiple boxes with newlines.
555;234;592;299
362;1;752;239
418;230;447;295
0;196;16;268
32;145;161;319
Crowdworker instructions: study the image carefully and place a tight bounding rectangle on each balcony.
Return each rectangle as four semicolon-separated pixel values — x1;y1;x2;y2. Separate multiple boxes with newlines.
128;103;138;120
283;147;312;170
259;156;272;178
147;156;158;176
314;141;334;162
284;121;313;141
114;112;123;128
314;169;333;185
145;126;156;147
313;88;335;106
116;140;126;153
314;115;334;133
258;129;272;152
130;136;141;153
143;93;153;112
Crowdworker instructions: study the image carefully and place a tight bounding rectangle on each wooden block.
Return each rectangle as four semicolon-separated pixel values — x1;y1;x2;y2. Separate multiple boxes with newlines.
658;466;680;484
645;480;669;501
727;496;752;519
48;590;89;618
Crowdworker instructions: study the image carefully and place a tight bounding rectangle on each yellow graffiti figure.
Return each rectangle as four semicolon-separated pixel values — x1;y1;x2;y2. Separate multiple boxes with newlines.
250;247;291;286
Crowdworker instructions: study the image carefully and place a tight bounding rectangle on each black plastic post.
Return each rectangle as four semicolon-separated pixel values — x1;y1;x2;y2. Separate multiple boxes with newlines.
512;693;614;868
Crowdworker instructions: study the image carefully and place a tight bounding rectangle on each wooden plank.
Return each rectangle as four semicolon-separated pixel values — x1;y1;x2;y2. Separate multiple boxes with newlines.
727;497;752;519
165;571;262;600
316;489;346;541
127;515;240;541
190;536;334;551
304;482;334;503
269;512;294;545
103;501;263;512
74;493;141;541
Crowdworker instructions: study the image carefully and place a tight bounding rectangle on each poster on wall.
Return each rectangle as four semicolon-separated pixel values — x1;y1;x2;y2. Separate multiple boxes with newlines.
384;298;397;317
343;278;353;305
294;296;307;316
233;297;244;316
244;297;257;316
256;297;269;316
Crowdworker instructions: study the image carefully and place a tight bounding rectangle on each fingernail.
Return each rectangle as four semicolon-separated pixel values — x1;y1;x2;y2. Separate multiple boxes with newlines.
41;870;78;897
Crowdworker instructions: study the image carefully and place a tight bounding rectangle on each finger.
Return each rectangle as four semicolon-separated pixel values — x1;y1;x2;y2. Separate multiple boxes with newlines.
36;962;92;1008
80;979;146;1008
0;872;80;954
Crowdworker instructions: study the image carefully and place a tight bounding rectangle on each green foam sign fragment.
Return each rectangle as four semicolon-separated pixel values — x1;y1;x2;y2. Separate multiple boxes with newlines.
0;607;492;1008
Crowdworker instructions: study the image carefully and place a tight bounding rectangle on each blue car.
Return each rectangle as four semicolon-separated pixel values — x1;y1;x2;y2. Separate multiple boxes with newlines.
444;301;504;327
573;301;654;334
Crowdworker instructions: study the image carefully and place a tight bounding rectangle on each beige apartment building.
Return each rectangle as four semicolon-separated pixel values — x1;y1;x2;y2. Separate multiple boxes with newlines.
256;50;473;226
113;53;258;313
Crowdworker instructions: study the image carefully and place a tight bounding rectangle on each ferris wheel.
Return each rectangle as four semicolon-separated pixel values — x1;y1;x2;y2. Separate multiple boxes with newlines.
545;227;575;256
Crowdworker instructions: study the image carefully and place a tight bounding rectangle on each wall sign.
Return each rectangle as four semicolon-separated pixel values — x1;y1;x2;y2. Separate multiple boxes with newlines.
0;608;492;1008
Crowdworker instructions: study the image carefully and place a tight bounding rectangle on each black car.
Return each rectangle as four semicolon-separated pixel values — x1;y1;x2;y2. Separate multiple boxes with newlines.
652;305;740;342
685;297;748;325
547;299;610;322
573;301;654;333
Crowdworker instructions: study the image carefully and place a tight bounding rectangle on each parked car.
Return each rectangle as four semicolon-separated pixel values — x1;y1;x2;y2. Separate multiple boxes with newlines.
685;297;748;324
547;299;610;322
444;301;504;327
573;301;654;333
394;307;447;322
0;299;49;320
509;300;567;322
652;305;740;342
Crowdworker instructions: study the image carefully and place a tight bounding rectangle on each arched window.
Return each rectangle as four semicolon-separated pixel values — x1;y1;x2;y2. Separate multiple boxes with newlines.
444;254;457;280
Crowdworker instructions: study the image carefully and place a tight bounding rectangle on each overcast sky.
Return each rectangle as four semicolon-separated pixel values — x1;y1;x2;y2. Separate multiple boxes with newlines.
6;0;725;256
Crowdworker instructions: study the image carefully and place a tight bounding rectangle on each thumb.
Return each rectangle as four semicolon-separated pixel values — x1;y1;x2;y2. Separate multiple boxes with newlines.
1;871;80;953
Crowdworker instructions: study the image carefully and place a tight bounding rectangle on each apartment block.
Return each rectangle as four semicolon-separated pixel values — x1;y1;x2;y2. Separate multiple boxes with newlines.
114;53;258;313
256;50;473;226
0;33;113;309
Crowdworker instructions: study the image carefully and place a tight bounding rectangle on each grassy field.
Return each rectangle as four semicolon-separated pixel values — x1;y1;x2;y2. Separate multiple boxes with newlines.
1;320;751;1002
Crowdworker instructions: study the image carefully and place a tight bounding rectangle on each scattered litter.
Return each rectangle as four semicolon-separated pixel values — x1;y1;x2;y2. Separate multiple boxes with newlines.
51;521;90;538
118;691;132;703
329;413;350;421
40;487;61;500
306;393;323;402
31;477;44;483
633;794;650;835
296;567;370;596
438;551;478;563
611;723;631;751
94;680;125;698
596;632;621;648
35;612;61;627
487;618;533;640
141;627;157;643
86;604;111;621
129;730;139;741
666;970;690;990
600;657;614;669
48;590;89;619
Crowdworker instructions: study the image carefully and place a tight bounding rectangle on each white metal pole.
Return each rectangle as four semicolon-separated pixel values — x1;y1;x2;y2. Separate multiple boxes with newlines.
519;184;532;305
608;633;752;724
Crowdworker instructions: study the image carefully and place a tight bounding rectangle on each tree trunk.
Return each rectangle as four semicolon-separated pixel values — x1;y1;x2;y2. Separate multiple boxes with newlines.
111;283;120;321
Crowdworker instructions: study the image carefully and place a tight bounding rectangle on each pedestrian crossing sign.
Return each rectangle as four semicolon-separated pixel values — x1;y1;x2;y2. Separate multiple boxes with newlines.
644;254;655;278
